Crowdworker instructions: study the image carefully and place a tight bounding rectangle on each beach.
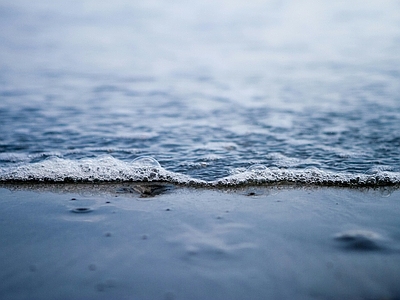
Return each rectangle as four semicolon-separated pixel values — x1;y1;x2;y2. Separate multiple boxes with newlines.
1;184;399;300
1;1;400;299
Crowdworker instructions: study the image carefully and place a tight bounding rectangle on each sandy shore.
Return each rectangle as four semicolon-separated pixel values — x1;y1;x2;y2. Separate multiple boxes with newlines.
1;183;399;300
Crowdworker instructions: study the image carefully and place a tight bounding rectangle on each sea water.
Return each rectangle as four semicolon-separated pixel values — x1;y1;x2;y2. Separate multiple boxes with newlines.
1;0;400;186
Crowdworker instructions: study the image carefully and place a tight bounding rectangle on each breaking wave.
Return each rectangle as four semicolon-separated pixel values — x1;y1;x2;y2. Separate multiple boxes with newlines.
0;156;399;187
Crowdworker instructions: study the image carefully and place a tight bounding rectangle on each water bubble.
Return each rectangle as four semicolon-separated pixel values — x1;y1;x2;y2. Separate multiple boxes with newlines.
247;164;268;172
131;156;161;168
377;187;394;198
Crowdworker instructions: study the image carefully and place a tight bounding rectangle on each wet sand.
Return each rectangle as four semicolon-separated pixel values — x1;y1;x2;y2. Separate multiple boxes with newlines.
0;183;399;300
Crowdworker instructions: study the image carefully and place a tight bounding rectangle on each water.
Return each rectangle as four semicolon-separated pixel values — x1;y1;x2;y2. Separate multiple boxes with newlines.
1;0;400;186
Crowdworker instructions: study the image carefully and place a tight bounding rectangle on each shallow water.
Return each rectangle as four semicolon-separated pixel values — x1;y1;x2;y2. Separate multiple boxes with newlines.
1;0;400;186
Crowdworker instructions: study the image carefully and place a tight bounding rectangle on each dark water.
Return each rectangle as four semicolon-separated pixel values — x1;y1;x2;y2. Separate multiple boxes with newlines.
1;0;400;186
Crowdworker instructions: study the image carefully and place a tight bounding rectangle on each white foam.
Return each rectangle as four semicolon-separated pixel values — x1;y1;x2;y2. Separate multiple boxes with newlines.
214;165;400;187
266;152;311;168
0;155;203;185
0;157;399;187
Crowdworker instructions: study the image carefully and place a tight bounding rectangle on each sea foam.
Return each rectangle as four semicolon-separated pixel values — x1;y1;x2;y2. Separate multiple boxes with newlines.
0;155;203;185
0;156;399;187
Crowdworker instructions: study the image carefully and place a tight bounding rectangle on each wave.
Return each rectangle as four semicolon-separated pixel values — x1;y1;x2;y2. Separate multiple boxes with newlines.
215;165;400;187
0;155;399;187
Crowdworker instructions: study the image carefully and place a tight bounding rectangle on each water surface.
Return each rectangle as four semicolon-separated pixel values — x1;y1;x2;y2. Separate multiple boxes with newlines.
1;0;400;186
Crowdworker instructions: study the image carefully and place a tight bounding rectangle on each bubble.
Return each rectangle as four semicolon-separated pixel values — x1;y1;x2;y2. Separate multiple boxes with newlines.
71;207;93;213
131;156;161;168
247;164;268;172
377;187;394;198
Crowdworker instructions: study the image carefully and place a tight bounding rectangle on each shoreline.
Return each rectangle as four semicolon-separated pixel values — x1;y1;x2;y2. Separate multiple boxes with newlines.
1;181;399;194
1;184;400;299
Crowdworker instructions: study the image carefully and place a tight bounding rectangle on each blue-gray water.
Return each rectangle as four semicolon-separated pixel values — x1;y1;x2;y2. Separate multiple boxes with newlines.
1;0;400;186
